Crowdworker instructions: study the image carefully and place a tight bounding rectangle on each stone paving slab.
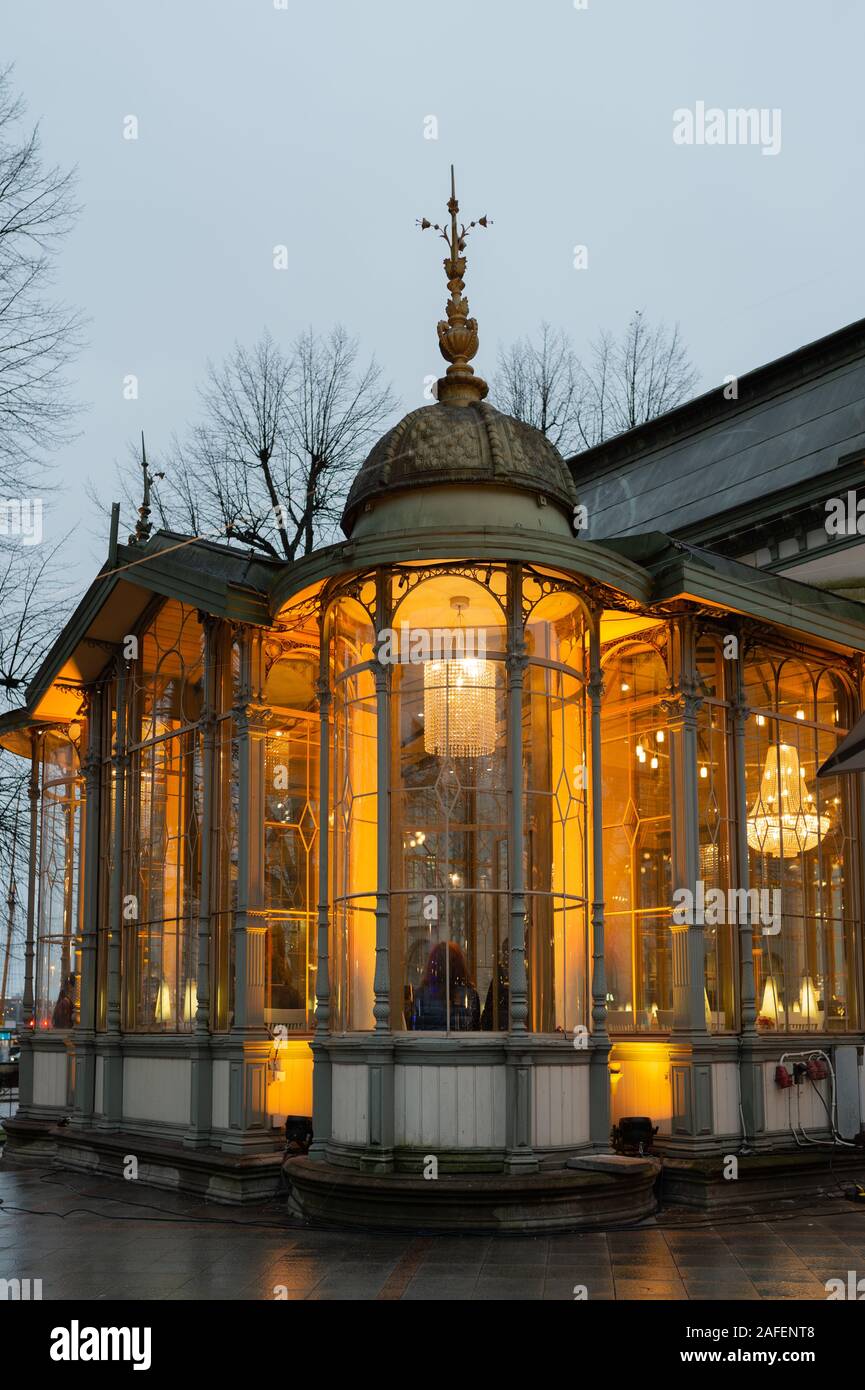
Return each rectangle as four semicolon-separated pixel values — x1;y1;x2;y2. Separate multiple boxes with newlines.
1;1163;865;1301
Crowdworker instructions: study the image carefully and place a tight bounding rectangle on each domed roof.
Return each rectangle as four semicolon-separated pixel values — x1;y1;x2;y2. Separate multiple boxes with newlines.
341;399;578;536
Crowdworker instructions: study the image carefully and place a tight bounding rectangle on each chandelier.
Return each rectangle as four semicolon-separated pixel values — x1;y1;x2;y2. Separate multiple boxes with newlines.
746;742;829;856
423;596;497;758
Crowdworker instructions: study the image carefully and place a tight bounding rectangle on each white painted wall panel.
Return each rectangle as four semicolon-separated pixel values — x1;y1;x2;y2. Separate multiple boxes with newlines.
532;1064;590;1147
331;1063;368;1144
122;1057;191;1126
33;1050;67;1108
394;1065;506;1148
712;1063;740;1136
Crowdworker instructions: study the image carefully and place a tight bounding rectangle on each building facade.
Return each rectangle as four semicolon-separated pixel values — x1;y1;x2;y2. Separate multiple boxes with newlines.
4;219;865;1221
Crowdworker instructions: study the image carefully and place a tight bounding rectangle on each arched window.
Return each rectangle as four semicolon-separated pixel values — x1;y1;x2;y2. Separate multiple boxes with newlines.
601;642;672;1033
745;649;859;1032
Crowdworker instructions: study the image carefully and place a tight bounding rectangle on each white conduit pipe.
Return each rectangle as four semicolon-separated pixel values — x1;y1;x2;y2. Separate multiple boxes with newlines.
777;1048;857;1149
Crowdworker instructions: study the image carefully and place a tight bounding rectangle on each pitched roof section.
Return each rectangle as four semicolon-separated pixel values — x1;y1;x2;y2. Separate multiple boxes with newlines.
604;533;865;651
19;532;280;725
568;315;865;541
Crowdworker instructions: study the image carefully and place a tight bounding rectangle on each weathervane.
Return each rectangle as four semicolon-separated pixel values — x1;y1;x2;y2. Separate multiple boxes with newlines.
128;433;165;546
419;166;491;405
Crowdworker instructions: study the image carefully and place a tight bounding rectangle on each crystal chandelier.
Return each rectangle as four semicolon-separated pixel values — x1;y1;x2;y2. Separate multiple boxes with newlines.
423;597;496;758
746;742;829;856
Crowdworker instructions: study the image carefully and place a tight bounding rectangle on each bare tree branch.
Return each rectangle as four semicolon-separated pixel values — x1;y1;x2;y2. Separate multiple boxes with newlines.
492;312;700;454
117;326;398;560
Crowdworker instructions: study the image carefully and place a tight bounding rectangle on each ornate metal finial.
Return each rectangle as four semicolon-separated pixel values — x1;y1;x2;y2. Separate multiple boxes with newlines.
128;432;165;546
419;165;491;406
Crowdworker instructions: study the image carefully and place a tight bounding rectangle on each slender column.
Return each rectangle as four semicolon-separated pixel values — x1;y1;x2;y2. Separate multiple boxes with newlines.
225;624;274;1154
372;570;391;1032
504;564;536;1173
70;692;102;1129
231;626;269;1037
186;616;218;1147
100;659;127;1128
665;618;707;1037
22;730;40;1028
664;616;714;1143
362;569;394;1174
588;617;611;1146
731;636;763;1141
17;729;41;1113
309;662;332;1162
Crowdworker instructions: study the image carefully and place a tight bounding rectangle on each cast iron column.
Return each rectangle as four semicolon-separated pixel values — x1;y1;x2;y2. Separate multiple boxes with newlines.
732;637;763;1143
588;617;611;1146
100;657;127;1130
186;616;218;1148
504;563;537;1173
308;663;332;1162
70;691;101;1129
364;568;394;1173
226;624;274;1154
17;728;41;1114
665;616;714;1143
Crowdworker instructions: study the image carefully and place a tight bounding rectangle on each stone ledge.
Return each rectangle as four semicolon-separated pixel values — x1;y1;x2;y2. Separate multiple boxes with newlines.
661;1147;865;1213
285;1156;660;1232
5;1122;286;1205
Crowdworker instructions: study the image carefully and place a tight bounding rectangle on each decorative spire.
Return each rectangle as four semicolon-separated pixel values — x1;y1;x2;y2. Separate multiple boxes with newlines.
128;432;165;546
419;166;490;406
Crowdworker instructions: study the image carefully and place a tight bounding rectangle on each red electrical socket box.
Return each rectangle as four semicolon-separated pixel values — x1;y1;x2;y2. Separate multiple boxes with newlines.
775;1065;794;1089
807;1058;829;1081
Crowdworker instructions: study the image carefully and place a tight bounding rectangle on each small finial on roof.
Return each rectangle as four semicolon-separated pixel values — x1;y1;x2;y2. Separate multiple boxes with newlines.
128;432;165;546
418;166;491;405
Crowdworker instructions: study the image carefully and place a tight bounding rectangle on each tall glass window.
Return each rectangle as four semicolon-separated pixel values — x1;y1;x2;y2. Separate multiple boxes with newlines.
125;600;204;1032
35;730;83;1029
745;651;859;1032
523;586;588;1034
330;590;378;1031
263;614;320;1034
390;568;508;1034
600;643;672;1033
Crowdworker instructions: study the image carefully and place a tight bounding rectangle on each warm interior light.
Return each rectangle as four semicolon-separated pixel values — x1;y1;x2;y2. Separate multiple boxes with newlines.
799;975;823;1027
760;974;781;1026
423;658;496;758
746;743;829;855
422;597;496;758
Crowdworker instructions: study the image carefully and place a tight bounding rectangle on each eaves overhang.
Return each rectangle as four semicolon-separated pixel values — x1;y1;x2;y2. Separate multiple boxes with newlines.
11;533;278;736
602;534;865;654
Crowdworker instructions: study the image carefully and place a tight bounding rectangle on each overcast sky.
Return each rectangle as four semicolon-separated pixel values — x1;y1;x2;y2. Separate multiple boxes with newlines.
5;0;865;588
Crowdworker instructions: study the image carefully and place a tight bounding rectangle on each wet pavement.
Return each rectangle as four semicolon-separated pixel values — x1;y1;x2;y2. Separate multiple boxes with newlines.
1;1164;864;1300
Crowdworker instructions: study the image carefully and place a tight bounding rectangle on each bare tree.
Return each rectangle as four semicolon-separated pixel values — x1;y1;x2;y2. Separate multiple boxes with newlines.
121;326;398;559
492;323;581;455
0;64;83;492
0;66;82;1006
492;311;699;454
